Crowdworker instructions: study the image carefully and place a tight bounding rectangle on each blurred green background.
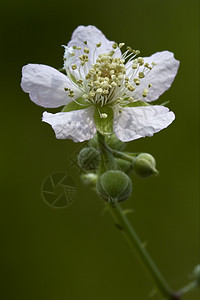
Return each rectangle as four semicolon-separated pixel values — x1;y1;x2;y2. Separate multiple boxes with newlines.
0;0;199;299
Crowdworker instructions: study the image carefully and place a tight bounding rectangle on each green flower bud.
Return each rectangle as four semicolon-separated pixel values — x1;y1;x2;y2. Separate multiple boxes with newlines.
132;153;158;178
78;147;101;171
96;170;132;203
81;173;98;186
193;265;200;283
88;134;125;151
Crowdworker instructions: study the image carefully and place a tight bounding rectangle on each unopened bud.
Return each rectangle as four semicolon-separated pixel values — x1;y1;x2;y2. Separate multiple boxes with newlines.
132;153;158;178
78;147;101;171
81;173;98;186
96;170;132;203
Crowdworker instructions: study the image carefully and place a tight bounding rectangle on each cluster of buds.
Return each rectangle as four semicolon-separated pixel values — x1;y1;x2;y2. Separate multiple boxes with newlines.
78;134;158;205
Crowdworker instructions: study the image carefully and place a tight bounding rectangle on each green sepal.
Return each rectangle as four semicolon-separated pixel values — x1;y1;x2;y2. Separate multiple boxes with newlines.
125;100;150;108
62;98;90;112
94;106;114;135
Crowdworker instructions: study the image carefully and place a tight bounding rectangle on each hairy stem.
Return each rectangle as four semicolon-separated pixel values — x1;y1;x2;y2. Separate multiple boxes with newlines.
107;202;175;299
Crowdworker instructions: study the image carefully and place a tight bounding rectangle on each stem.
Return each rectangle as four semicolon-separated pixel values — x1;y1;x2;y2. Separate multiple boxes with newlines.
108;202;175;299
97;132;117;171
177;280;199;296
111;149;137;163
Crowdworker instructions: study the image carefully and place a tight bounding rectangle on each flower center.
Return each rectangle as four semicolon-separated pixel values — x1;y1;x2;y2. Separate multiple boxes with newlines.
83;51;127;107
63;42;156;112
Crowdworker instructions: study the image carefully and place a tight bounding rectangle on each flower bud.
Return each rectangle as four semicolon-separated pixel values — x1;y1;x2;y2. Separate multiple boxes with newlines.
96;170;132;203
78;147;101;171
81;173;98;186
132;153;158;178
193;265;200;283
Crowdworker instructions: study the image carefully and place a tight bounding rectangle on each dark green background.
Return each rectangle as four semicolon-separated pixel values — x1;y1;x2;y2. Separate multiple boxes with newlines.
0;0;199;299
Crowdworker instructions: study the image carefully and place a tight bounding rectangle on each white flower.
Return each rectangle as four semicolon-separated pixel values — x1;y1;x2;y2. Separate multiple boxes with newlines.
21;25;179;142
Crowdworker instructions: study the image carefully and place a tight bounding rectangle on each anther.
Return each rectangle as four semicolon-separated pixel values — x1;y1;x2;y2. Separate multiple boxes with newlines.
71;64;77;70
101;113;108;119
137;57;144;65
84;47;90;54
112;43;118;49
139;72;145;78
142;89;149;97
119;43;125;48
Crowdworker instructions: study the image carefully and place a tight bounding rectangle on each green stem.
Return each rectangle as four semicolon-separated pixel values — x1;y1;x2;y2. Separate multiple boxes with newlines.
97;132;117;171
107;202;176;299
177;280;199;297
111;149;137;163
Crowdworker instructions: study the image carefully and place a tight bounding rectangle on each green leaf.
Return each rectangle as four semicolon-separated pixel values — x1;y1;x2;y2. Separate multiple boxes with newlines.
62;98;90;112
94;106;114;135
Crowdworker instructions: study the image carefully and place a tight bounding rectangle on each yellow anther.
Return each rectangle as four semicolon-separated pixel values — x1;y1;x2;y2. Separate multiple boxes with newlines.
127;46;132;52
134;78;140;85
142;88;149;97
73;46;77;49
152;62;157;65
128;85;135;91
103;90;109;95
119;43;125;48
136;50;140;55
137;57;144;65
96;88;103;93
71;64;77;70
89;91;95;98
84;47;90;54
77;47;81;50
96;42;101;47
83;94;89;99
118;74;124;80
77;79;83;84
109;50;115;56
129;97;134;102
84;41;87;45
132;63;137;69
101;113;108;119
139;72;145;78
111;82;117;87
112;43;118;49
148;83;152;88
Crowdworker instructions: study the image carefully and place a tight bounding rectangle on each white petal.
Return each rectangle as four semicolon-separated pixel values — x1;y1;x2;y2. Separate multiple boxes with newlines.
67;25;121;66
127;51;179;102
42;107;96;142
114;106;175;142
21;64;82;108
